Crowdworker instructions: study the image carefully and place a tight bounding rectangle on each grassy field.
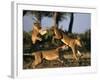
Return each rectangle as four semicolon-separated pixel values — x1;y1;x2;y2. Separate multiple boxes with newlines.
23;51;91;69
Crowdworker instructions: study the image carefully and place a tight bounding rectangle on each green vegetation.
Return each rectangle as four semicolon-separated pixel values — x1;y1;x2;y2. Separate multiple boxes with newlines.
23;29;91;54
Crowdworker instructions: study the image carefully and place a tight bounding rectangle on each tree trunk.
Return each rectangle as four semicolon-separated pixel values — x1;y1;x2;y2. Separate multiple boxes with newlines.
68;13;74;33
53;12;59;27
35;13;42;24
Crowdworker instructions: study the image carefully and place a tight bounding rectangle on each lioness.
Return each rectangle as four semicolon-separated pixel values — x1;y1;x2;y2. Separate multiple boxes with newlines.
31;45;67;68
32;22;47;44
51;26;82;61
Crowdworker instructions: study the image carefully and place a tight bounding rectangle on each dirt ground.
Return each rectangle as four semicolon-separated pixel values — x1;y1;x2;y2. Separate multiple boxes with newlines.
23;52;91;69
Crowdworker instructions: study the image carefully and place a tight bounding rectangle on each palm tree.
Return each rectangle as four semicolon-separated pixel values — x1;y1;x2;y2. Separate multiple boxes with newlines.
23;10;42;24
52;12;74;33
52;12;67;27
68;13;74;33
23;10;74;33
53;12;58;27
23;10;52;25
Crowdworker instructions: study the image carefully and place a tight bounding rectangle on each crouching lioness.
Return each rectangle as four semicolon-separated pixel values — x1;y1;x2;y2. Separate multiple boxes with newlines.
31;45;67;68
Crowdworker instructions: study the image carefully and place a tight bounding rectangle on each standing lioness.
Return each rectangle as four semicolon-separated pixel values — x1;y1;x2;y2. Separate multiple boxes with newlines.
32;22;47;44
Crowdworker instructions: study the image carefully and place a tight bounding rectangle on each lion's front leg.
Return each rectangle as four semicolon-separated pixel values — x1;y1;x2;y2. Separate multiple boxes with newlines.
71;47;78;61
36;37;42;41
31;52;42;68
32;37;42;44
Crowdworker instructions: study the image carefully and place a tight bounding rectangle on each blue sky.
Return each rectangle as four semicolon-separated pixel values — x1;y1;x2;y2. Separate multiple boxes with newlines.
23;12;91;33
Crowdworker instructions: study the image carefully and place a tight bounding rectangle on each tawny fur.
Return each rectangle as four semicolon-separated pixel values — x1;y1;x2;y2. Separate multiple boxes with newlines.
31;45;67;68
31;23;47;44
51;26;82;61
